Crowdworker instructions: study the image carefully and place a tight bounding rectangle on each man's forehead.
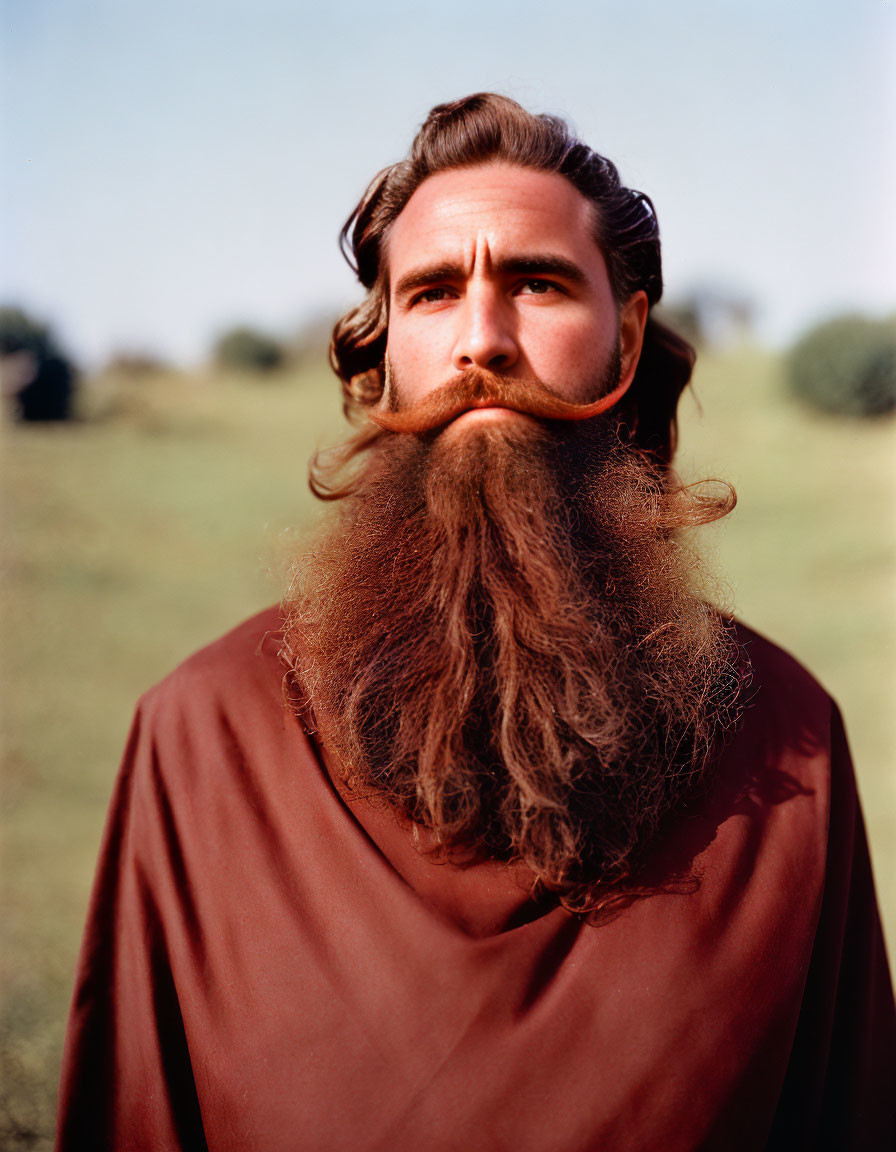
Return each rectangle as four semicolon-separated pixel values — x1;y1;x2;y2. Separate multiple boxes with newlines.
384;164;604;280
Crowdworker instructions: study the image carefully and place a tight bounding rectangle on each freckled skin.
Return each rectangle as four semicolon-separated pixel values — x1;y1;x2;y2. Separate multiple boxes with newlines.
384;164;648;429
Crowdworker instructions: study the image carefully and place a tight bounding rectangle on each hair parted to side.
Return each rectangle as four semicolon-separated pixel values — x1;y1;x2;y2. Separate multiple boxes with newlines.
330;91;695;465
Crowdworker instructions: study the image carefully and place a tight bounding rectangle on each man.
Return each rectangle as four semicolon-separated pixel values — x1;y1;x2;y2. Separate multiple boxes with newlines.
57;94;894;1150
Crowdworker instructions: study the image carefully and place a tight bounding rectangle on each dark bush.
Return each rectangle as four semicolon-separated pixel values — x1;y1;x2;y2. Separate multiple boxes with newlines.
786;314;896;418
0;306;54;360
0;305;77;421
212;326;285;373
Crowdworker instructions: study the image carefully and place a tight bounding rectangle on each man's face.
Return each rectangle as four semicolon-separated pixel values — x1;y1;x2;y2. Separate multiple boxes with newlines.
383;163;648;434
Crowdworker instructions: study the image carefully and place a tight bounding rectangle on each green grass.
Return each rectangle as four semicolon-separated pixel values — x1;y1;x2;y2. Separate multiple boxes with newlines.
2;350;894;1147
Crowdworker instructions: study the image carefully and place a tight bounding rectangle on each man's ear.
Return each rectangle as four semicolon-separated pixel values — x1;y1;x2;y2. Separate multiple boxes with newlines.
618;291;649;388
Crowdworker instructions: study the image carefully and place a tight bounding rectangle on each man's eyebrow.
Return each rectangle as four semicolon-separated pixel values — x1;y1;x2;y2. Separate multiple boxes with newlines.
493;254;588;284
393;262;466;302
392;254;589;302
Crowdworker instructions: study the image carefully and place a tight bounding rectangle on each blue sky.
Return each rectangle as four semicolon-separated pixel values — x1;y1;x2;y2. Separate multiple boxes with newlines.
3;0;894;365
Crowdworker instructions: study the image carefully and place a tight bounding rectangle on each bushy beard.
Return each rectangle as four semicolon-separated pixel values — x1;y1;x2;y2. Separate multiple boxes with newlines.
283;375;743;914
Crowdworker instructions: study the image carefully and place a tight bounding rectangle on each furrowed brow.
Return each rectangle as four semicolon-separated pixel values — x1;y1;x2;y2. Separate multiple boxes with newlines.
393;261;466;303
391;253;589;304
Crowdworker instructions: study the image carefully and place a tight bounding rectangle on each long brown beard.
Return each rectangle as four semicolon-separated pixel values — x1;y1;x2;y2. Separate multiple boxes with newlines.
283;379;743;914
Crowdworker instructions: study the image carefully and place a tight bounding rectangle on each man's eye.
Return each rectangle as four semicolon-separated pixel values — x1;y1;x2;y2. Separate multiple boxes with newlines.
414;287;451;304
519;279;558;295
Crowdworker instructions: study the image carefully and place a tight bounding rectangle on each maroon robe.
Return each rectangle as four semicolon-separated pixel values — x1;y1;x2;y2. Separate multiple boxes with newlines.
56;607;895;1150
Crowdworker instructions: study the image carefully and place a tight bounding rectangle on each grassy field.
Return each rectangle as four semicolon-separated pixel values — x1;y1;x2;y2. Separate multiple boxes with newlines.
2;348;894;1148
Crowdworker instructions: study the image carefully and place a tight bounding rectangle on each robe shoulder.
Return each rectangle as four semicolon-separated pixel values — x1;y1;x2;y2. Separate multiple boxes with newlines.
139;604;287;716
725;618;845;797
127;604;303;778
117;604;316;848
732;617;835;716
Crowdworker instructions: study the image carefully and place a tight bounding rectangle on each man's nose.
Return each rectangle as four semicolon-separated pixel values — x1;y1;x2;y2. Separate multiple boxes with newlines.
450;286;519;372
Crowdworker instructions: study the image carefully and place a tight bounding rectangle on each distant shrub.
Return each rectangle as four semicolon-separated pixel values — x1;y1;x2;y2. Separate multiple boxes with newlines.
0;306;55;360
213;326;284;373
656;288;754;350
654;301;702;349
786;314;896;418
104;351;172;379
0;305;77;421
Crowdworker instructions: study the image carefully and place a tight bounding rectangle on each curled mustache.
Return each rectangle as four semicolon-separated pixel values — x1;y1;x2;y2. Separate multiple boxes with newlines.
368;367;632;435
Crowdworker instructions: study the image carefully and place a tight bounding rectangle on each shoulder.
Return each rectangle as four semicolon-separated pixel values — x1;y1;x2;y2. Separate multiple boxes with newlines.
135;605;289;737
719;618;847;827
116;605;317;821
730;617;836;730
144;604;284;695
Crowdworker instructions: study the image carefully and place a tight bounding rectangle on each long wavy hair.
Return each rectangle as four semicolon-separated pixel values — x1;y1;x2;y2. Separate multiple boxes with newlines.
329;91;694;467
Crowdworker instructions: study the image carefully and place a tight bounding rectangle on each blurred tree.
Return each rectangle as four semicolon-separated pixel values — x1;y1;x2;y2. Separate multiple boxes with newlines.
786;313;896;418
0;305;77;421
212;325;285;373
